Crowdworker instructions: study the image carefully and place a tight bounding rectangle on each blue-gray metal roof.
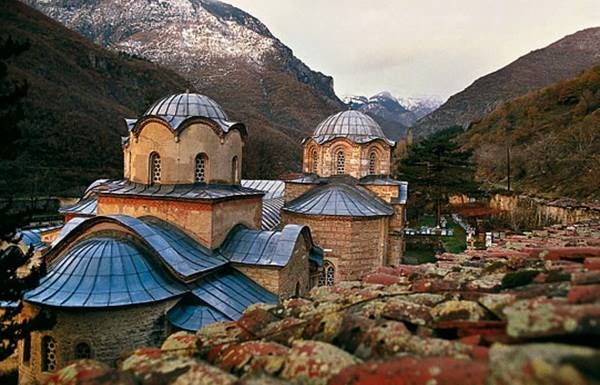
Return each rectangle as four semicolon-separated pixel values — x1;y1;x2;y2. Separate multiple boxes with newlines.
241;179;285;199
129;93;243;135
190;268;277;320
51;216;227;281
309;110;394;146
167;296;229;332
241;179;284;230
58;197;97;216
25;237;186;308
261;197;283;231
283;183;394;217
146;93;229;121
220;224;308;267
142;216;227;279
99;180;264;201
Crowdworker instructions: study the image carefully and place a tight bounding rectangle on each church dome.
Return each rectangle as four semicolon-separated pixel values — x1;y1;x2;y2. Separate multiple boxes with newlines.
311;110;394;145
145;93;229;121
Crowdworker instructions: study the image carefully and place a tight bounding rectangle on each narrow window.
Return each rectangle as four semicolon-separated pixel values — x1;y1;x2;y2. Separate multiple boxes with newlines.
74;342;92;360
149;152;161;184
368;152;377;175
294;281;301;297
311;150;318;174
42;336;57;372
23;335;31;363
318;261;335;286
194;153;208;183
335;150;345;175
231;156;239;183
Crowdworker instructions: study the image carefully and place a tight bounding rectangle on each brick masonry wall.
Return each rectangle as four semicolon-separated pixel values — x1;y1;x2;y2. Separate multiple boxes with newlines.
233;237;310;299
284;183;316;204
18;300;177;385
281;212;387;283
97;195;262;248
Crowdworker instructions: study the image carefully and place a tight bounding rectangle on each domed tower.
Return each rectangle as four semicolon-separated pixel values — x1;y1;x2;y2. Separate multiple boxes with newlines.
96;92;263;248
302;110;395;178
123;93;246;185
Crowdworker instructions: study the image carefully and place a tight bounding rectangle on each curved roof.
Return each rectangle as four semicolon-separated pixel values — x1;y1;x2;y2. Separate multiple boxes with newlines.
167;296;229;331
50;216;227;281
310;110;394;146
128;93;245;137
283;183;393;217
145;93;228;121
24;237;186;308
220;224;311;267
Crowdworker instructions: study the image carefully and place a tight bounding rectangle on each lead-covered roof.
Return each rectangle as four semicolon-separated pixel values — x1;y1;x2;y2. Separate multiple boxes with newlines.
310;110;394;146
283;183;394;217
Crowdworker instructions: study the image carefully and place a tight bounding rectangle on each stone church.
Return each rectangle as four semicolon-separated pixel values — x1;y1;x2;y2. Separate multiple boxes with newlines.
17;95;408;385
281;110;408;285
18;93;323;385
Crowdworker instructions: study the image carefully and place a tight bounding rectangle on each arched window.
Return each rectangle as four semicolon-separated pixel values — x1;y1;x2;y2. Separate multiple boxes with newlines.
194;153;208;183
149;152;161;184
335;150;345;175
231;156;239;183
368;152;377;175
294;281;301;297
311;150;318;174
318;261;335;286
74;342;92;360
42;336;57;372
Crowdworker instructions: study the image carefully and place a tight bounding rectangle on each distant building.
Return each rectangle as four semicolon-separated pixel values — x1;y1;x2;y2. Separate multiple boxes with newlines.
18;93;322;385
281;110;408;284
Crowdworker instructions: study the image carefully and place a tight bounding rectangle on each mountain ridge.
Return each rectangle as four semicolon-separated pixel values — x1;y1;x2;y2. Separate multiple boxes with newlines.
413;27;600;138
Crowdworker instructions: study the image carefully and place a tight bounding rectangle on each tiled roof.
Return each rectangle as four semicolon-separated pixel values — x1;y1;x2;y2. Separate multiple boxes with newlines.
25;237;186;307
283;183;394;217
42;221;600;385
309;110;394;146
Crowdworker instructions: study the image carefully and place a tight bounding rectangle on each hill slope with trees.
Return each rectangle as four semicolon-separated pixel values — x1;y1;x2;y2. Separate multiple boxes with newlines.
461;64;600;199
0;1;191;196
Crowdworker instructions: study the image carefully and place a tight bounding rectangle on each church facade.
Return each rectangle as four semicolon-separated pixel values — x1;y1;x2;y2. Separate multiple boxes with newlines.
18;93;323;385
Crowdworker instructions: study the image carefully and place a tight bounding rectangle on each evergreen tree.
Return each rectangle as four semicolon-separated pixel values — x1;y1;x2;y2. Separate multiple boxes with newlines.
395;126;479;227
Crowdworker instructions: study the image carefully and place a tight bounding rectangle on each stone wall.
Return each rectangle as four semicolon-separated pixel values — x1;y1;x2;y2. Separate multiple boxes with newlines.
97;195;262;248
280;212;387;282
18;300;177;385
124;120;243;185
363;185;399;203
489;193;600;230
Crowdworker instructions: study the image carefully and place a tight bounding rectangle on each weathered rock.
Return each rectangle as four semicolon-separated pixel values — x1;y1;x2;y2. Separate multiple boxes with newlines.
488;343;599;385
280;341;360;385
478;293;518;319
572;270;600;285
584;257;600;271
411;278;462;293
196;321;252;359
328;356;488;385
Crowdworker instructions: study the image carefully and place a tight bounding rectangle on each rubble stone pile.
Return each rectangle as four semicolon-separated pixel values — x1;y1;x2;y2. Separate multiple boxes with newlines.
45;222;600;385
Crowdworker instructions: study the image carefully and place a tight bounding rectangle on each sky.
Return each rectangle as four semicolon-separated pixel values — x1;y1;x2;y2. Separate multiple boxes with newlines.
226;0;600;101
